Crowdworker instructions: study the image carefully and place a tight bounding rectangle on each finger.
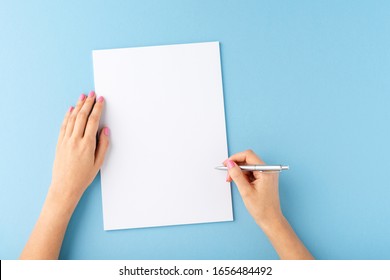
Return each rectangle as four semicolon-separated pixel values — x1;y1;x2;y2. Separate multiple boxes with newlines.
84;96;104;139
65;93;87;137
58;106;73;144
226;173;231;182
226;159;253;198
227;171;251;183
224;161;251;183
95;127;110;168
73;91;96;137
228;150;265;180
228;149;265;165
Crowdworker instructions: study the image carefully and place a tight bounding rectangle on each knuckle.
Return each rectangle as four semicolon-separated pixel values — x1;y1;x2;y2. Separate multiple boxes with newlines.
68;114;77;123
60;122;67;131
95;157;104;168
78;110;88;120
84;135;96;145
246;149;254;155
68;137;79;148
97;138;109;151
103;138;109;148
88;114;99;124
229;168;241;179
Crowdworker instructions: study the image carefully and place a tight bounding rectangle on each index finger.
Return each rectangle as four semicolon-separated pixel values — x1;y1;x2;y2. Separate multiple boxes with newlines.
228;149;265;165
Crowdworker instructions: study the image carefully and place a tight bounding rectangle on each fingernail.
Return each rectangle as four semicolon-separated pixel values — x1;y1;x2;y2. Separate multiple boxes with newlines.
69;106;74;112
103;127;110;136
79;94;86;101
89;91;95;98
226;159;235;170
97;96;104;103
223;159;228;165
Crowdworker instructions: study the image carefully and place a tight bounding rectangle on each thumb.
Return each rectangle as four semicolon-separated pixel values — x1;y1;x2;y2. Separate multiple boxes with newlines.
226;159;253;197
95;127;110;168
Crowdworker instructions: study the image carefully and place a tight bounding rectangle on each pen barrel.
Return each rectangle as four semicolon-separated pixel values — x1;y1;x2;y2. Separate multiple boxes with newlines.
214;165;289;171
255;165;282;171
240;165;288;171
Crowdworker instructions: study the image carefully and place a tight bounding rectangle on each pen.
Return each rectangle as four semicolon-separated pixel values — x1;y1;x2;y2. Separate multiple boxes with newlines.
215;165;289;172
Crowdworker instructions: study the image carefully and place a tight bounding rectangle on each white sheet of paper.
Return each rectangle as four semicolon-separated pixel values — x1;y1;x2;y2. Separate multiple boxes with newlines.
92;42;232;230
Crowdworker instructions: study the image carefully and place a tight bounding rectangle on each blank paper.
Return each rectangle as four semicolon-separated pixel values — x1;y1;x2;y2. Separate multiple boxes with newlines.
92;42;232;230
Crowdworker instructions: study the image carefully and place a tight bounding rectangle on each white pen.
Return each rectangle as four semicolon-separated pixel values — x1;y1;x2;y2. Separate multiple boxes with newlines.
215;165;289;172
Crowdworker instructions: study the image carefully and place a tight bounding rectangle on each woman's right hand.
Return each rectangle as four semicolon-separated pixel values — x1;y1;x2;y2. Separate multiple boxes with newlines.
224;150;284;229
225;150;314;259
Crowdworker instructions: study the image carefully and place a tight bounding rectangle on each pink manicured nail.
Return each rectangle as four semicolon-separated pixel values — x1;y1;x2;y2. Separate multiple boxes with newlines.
103;127;110;136
89;91;95;98
97;96;104;103
226;159;235;170
79;94;86;101
69;106;74;112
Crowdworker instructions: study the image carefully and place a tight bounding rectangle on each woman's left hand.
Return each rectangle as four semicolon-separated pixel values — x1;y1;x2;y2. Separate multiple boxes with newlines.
50;91;110;202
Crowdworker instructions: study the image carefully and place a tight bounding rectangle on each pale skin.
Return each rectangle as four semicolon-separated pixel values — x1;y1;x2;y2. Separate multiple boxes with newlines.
224;150;314;259
20;91;109;259
20;93;313;260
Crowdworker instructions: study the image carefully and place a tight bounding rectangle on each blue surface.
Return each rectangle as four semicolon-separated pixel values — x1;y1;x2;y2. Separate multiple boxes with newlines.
0;0;389;260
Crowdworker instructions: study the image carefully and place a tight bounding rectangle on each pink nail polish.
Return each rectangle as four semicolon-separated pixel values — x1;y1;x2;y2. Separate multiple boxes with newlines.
97;96;104;103
89;91;95;98
226;159;235;170
69;106;74;112
79;94;86;101
103;127;110;136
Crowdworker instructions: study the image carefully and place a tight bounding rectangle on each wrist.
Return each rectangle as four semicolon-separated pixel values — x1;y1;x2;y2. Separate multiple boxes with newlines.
47;184;81;213
34;187;79;233
255;211;286;233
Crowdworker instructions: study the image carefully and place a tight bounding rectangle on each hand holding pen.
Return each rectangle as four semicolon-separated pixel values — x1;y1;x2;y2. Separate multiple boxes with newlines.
222;150;313;260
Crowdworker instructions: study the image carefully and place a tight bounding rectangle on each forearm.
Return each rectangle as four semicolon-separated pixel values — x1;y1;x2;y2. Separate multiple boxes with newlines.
260;216;314;260
20;187;79;259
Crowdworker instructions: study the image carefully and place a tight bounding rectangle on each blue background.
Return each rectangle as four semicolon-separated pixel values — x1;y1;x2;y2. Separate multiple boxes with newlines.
0;0;389;260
